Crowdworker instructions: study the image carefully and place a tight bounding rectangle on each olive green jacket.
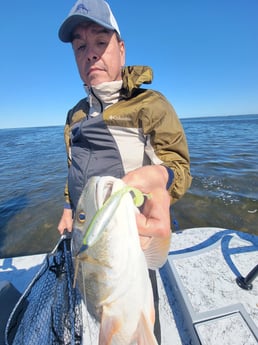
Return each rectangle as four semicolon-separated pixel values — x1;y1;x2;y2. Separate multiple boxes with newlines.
63;66;192;209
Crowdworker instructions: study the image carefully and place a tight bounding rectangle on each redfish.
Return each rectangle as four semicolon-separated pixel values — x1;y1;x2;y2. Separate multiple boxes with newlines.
72;176;167;345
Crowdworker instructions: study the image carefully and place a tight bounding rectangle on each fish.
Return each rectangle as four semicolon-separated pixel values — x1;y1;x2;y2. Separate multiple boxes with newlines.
72;176;170;345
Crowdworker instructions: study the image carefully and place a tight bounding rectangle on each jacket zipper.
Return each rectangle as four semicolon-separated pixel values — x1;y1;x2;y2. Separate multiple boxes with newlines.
90;87;104;113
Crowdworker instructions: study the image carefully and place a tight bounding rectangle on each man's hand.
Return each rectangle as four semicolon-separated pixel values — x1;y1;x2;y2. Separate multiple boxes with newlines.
57;208;73;234
122;165;171;239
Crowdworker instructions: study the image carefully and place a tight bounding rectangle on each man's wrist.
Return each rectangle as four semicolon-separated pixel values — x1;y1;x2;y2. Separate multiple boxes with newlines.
64;202;72;209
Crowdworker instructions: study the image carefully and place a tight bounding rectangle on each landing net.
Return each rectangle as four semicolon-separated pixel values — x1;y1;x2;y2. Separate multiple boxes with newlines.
5;234;83;345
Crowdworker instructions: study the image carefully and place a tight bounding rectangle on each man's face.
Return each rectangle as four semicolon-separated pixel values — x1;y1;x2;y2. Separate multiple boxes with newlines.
72;23;125;86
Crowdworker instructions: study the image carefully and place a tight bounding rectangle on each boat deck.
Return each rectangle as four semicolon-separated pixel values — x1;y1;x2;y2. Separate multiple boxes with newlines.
1;227;258;344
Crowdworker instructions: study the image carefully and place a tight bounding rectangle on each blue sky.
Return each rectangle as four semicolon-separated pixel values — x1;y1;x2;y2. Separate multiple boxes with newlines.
1;0;257;129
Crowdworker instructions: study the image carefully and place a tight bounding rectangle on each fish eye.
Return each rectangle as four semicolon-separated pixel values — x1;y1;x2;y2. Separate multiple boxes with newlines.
78;212;86;223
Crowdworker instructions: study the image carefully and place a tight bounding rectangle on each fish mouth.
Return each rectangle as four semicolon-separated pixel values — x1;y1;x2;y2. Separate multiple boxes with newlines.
77;243;88;255
71;228;84;256
72;176;119;256
95;178;113;207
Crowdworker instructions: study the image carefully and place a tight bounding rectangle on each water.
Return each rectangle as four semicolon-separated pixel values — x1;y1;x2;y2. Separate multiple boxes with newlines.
0;115;257;258
173;114;258;234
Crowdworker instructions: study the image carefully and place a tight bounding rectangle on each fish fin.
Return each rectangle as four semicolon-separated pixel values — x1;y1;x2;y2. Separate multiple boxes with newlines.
142;235;171;270
136;311;158;345
99;310;158;345
99;309;122;345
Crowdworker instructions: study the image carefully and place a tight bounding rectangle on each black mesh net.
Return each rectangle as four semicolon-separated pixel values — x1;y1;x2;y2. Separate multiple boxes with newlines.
5;234;83;345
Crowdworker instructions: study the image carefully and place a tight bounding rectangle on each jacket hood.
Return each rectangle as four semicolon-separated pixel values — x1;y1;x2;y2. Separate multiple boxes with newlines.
121;66;153;98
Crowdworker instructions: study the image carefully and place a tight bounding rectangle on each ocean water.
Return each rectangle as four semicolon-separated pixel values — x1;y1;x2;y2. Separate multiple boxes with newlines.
0;114;257;258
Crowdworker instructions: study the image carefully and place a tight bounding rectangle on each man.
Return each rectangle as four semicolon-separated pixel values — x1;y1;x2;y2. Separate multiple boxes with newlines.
58;0;192;343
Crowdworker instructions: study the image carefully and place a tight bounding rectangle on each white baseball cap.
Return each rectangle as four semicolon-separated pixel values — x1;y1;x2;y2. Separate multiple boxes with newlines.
58;0;121;42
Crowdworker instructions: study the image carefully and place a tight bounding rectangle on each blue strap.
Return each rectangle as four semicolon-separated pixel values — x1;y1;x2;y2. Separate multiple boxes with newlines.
164;166;174;190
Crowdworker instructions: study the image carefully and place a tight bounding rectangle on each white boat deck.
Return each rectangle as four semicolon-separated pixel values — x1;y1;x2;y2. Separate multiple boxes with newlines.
1;227;258;345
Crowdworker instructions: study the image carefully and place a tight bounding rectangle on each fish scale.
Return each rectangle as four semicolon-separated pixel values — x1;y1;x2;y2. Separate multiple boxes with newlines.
72;176;159;345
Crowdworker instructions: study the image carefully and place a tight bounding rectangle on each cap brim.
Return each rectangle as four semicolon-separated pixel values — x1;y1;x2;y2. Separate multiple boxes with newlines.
58;15;116;42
